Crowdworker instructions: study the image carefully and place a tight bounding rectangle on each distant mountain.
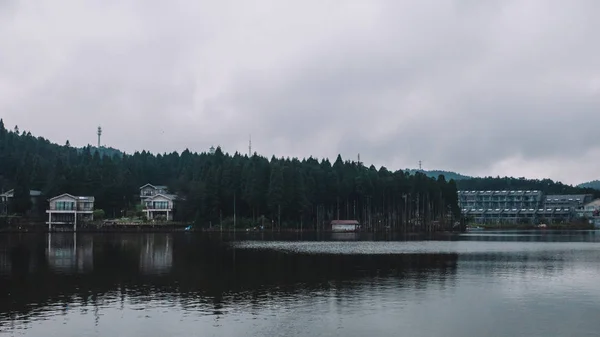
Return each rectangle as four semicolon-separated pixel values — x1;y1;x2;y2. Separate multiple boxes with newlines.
406;169;473;181
577;180;600;190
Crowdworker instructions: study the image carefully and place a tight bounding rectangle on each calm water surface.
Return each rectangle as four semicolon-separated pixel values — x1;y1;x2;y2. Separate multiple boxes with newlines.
1;231;600;336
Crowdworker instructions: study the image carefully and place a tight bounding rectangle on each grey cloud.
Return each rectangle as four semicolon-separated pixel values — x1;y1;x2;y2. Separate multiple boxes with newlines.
1;0;599;184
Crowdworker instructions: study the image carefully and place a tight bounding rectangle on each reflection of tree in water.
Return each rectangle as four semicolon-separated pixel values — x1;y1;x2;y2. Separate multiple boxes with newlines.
0;234;459;325
0;246;11;276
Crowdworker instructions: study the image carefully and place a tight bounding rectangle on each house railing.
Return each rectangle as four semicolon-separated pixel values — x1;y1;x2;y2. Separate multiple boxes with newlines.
143;206;172;210
48;205;95;211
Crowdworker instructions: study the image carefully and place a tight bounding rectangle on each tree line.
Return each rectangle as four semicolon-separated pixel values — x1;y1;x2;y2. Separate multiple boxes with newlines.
0;119;462;231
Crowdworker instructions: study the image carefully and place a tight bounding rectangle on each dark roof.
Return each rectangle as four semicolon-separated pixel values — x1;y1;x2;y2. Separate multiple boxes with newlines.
48;194;95;202
145;193;176;201
140;184;168;190
545;194;592;201
1;189;42;197
459;190;541;195
331;220;359;225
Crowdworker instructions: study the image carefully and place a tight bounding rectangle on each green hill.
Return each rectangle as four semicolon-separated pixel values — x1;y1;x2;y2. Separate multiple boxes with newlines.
76;146;124;158
407;169;599;197
577;180;600;190
406;169;473;181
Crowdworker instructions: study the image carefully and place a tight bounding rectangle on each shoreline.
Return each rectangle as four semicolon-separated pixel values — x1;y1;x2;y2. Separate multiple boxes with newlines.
467;223;595;230
0;223;464;235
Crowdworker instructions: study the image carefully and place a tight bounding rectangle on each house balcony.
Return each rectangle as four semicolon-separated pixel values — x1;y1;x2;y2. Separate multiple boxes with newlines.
143;203;173;211
47;206;94;212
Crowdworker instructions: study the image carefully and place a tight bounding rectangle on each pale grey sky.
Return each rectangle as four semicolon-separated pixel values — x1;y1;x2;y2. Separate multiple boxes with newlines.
1;0;599;185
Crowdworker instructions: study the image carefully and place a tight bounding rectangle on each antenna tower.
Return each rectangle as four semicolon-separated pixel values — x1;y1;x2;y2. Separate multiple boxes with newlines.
249;135;252;157
358;153;361;165
419;160;422;170
97;126;102;148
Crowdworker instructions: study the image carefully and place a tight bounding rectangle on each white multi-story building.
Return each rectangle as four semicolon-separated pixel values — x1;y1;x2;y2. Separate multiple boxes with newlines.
139;184;176;221
576;199;600;228
458;190;586;224
46;194;95;230
544;194;593;210
1;189;42;215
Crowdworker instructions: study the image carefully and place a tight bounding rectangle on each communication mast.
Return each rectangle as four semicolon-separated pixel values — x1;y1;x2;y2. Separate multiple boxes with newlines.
249;134;252;157
97;126;102;148
419;160;422;170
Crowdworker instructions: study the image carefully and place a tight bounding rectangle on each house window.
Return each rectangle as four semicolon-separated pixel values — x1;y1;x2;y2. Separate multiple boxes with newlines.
153;201;169;209
79;202;93;211
55;201;75;210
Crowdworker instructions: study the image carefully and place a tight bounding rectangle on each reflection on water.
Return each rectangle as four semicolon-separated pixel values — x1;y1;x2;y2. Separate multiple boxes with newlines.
0;245;10;275
139;235;172;274
0;231;599;337
46;233;94;273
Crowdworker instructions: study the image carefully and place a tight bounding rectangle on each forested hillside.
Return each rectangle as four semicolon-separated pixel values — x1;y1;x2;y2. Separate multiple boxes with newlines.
0;119;461;230
406;169;472;181
76;146;123;158
577;180;600;191
456;176;600;197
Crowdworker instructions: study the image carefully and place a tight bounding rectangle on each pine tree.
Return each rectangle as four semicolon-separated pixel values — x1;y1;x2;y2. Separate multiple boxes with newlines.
267;163;284;226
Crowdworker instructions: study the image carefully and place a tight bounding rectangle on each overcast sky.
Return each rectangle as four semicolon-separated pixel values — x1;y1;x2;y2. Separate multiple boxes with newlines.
1;0;599;185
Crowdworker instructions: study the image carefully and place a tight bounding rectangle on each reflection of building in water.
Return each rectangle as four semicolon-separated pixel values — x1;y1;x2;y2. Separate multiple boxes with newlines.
46;234;94;273
139;234;173;274
0;248;10;275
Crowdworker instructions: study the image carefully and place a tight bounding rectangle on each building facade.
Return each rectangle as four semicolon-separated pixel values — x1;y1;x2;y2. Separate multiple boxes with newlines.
458;190;585;224
544;194;593;210
140;184;169;202
46;194;95;230
576;199;600;228
140;184;175;221
330;220;360;232
1;189;42;215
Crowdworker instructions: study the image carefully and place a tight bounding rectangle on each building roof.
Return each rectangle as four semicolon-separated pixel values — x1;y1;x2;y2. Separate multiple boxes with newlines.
48;193;95;202
1;189;42;197
331;220;359;225
139;184;168;190
145;193;176;201
458;190;541;195
545;194;592;202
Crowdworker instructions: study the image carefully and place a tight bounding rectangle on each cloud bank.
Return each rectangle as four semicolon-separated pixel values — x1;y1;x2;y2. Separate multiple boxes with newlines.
1;0;599;184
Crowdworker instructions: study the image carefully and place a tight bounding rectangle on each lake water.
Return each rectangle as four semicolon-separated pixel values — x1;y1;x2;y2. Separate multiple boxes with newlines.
1;231;600;336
